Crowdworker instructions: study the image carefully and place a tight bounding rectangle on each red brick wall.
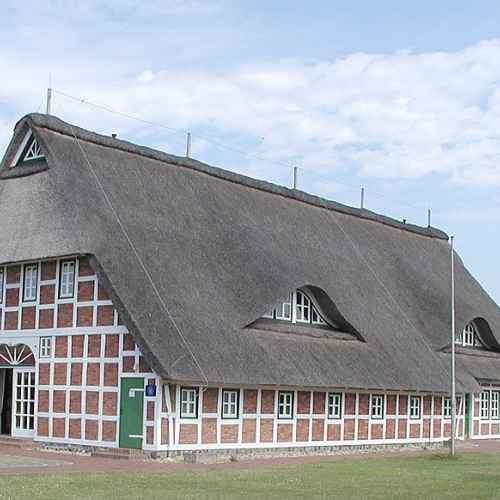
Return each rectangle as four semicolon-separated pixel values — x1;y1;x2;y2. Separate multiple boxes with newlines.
297;391;310;413
296;419;309;441
277;423;293;442
242;419;256;443
243;390;257;413
261;391;275;414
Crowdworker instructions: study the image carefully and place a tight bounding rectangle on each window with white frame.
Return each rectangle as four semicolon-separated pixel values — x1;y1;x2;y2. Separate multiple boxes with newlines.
11;131;45;168
59;260;76;298
39;337;52;358
491;391;499;420
180;387;198;418
278;391;294;419
455;321;483;347
480;391;490;419
409;396;421;419
23;137;43;162
328;392;342;419
263;289;327;326
23;264;38;302
295;290;311;323
221;389;239;419
371;394;384;419
443;397;451;418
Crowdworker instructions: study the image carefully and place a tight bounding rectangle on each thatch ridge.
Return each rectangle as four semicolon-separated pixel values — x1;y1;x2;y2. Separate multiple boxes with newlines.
23;113;447;241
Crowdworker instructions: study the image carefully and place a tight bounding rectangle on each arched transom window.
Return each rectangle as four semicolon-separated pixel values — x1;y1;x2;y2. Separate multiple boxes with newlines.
262;289;326;326
455;321;483;347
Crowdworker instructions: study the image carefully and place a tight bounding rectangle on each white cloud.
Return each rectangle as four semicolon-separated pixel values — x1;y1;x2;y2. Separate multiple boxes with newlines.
3;36;500;187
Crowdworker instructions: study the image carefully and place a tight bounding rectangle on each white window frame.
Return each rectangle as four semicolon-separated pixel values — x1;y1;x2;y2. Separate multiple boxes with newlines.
491;391;499;420
221;389;239;419
463;323;475;346
59;260;76;298
39;337;52;358
11;368;35;437
275;294;292;320
180;387;198;419
409;395;421;419
278;391;294;419
311;307;326;325
370;394;384;420
480;391;490;419
443;397;451;418
23;264;38;302
295;290;311;323
10;130;44;168
456;321;482;347
327;392;342;419
264;290;327;326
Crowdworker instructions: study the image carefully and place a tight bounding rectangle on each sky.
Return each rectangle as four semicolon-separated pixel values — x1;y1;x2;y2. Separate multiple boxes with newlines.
1;0;500;301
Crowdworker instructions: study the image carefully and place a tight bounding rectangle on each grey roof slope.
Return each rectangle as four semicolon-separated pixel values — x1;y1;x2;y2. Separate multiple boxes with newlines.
1;113;499;393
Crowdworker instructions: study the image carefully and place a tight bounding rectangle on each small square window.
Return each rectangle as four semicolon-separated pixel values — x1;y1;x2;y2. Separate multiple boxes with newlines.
328;393;342;419
409;396;421;419
371;394;384;419
40;337;52;358
59;260;76;298
278;391;294;419
222;390;239;419
180;387;198;418
443;398;451;418
23;264;38;302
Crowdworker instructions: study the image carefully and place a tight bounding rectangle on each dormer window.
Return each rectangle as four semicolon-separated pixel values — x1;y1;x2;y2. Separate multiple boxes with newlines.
263;289;327;326
10;130;45;168
455;321;483;347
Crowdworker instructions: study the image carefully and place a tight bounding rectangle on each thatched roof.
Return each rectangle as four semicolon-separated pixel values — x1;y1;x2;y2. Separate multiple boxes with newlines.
1;113;500;393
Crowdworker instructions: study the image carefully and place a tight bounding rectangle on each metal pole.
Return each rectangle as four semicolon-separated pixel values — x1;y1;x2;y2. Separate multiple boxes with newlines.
186;132;191;158
361;187;365;209
46;88;52;115
450;235;456;456
293;167;298;189
428;209;431;228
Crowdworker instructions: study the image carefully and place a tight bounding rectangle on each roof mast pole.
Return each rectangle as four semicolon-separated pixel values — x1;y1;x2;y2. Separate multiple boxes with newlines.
46;87;52;115
450;235;456;457
293;167;298;189
360;187;365;209
186;132;191;158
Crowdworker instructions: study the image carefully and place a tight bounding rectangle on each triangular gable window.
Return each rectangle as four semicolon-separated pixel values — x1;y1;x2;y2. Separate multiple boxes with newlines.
10;130;45;168
23;137;43;161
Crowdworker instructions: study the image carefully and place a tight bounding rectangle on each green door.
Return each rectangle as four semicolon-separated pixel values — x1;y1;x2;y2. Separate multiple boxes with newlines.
465;393;472;438
119;377;145;449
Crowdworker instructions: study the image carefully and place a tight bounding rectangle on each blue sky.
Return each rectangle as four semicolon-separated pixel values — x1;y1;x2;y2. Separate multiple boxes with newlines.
2;1;500;301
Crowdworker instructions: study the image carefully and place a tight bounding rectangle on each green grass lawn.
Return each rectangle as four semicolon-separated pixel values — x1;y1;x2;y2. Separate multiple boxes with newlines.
1;452;500;500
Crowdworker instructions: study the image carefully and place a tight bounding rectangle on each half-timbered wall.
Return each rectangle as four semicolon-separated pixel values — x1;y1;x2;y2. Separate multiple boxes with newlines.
148;386;465;451
0;255;158;448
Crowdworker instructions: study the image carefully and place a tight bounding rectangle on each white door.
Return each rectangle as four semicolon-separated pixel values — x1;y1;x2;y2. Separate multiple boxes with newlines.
11;368;35;437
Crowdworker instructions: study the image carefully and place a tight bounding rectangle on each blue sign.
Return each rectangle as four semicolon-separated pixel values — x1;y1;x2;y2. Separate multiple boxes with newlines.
145;384;157;397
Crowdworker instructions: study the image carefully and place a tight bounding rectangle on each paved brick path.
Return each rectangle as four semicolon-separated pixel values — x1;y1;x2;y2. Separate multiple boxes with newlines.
0;440;497;475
